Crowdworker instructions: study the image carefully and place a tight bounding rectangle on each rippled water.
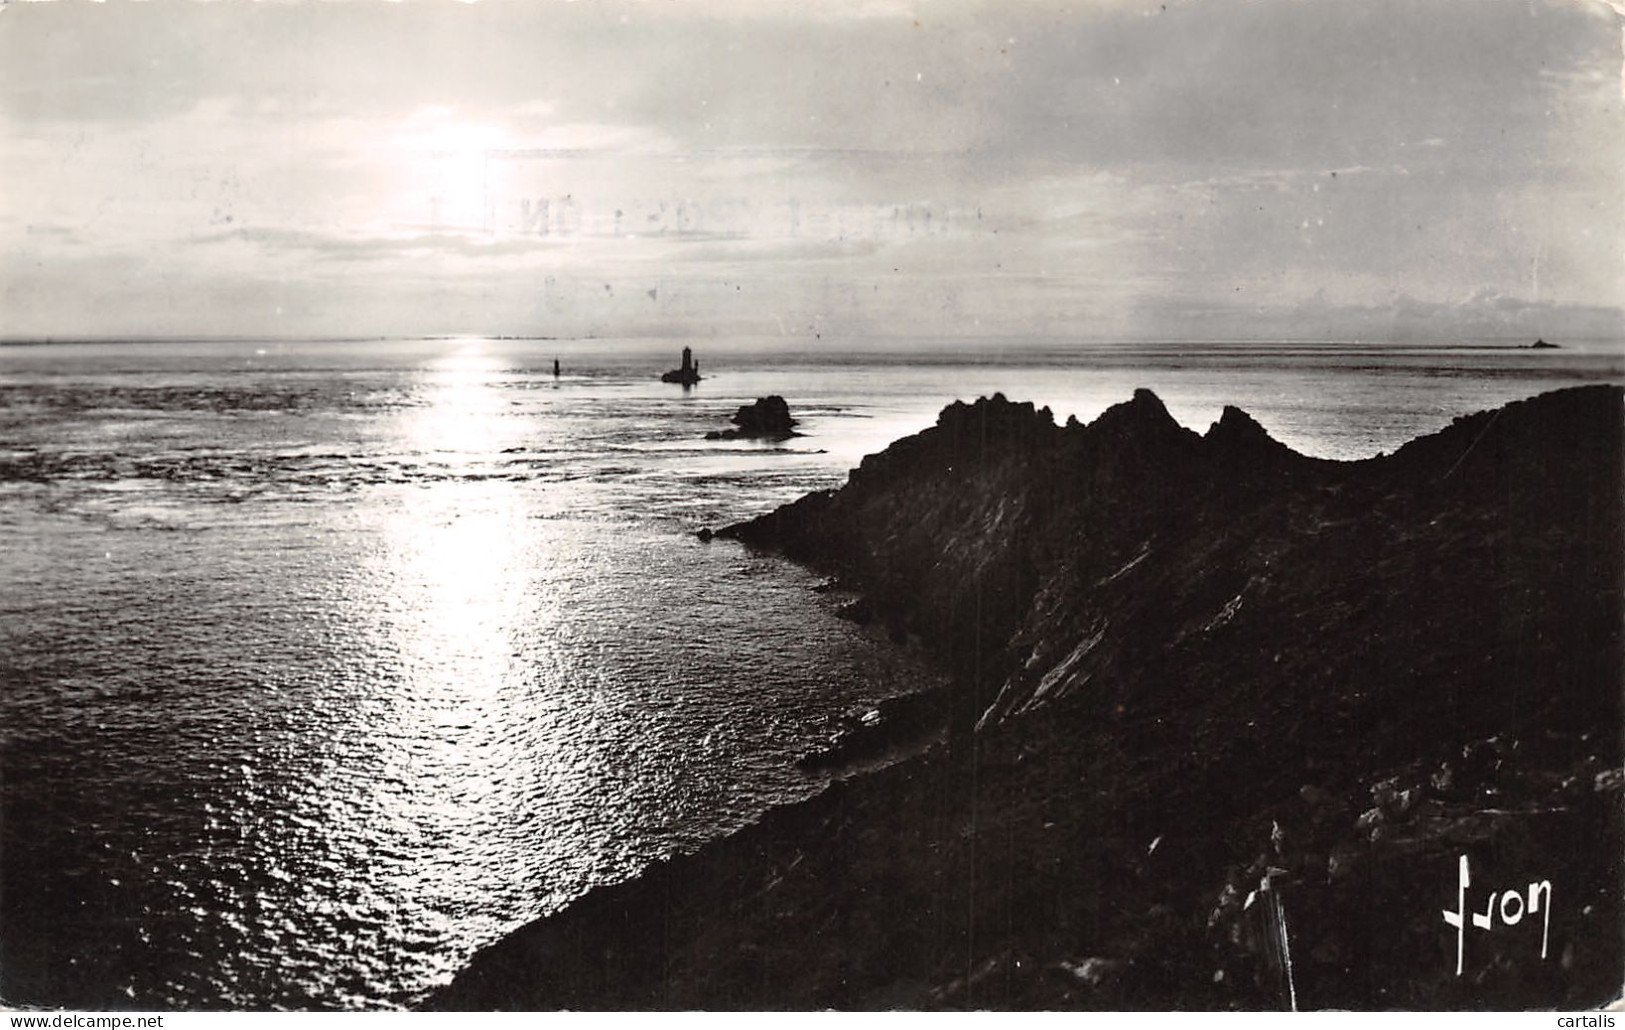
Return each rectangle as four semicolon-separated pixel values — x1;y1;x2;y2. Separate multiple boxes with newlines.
1;336;1618;1008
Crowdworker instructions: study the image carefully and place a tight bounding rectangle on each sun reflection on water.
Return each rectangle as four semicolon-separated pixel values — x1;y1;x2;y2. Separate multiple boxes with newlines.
293;347;584;1002
406;345;517;461
1;338;972;1008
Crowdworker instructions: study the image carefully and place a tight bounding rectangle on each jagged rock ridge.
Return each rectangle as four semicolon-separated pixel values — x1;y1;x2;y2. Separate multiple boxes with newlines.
433;385;1623;1011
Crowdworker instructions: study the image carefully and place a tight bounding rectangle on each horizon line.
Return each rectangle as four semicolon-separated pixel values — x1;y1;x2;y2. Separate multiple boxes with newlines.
2;332;1613;348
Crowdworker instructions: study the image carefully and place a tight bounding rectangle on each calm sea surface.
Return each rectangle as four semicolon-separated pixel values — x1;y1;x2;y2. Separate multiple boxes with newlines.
1;337;1619;1008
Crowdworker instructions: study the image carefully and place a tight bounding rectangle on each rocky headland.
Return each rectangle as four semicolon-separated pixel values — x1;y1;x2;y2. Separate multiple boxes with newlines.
432;385;1623;1011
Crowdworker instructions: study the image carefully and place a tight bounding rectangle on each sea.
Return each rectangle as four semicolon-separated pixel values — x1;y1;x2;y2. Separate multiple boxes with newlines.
1;335;1619;1009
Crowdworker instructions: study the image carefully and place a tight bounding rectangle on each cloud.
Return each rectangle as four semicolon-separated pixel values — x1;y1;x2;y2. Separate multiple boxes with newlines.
189;226;574;263
1;0;1621;340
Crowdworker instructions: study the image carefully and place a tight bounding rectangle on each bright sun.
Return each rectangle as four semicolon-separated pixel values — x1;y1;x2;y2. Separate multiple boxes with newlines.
394;108;511;234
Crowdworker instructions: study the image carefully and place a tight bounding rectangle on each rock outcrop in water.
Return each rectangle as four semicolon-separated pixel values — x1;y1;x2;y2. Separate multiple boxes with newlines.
433;385;1623;1011
705;396;799;441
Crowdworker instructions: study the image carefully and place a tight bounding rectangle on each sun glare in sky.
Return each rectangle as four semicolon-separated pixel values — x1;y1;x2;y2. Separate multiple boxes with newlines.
1;1;1620;340
391;109;513;236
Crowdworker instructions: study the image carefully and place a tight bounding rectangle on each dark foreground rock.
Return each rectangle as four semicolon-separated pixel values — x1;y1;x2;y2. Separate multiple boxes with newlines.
432;385;1623;1011
706;396;800;440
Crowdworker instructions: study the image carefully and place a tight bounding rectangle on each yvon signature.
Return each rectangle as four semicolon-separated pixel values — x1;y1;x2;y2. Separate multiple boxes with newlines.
1441;853;1552;975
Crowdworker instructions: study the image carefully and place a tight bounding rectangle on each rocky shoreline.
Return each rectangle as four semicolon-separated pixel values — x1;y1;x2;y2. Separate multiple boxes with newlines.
431;385;1623;1011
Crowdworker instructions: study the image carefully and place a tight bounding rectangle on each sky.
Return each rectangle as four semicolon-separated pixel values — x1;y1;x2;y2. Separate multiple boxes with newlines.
2;0;1622;343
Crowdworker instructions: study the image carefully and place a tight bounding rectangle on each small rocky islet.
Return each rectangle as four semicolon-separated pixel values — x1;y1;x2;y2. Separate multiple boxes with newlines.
705;396;800;441
434;384;1623;1011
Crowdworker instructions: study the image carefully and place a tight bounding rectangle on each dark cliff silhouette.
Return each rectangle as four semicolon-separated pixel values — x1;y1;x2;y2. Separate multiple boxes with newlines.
434;385;1623;1011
